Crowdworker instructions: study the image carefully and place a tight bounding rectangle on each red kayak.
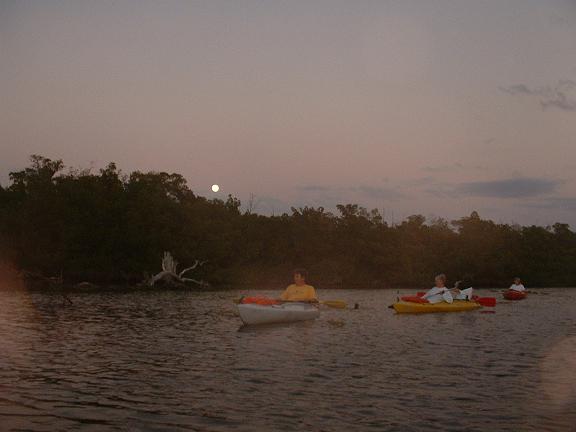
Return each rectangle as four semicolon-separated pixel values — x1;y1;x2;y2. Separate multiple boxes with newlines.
400;295;428;303
504;290;527;300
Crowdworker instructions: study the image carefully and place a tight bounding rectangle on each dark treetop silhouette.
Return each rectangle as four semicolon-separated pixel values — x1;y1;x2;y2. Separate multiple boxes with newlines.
1;156;575;288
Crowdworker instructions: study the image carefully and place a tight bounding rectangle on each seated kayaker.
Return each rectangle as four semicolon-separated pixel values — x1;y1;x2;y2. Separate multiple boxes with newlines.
421;275;474;304
509;277;525;292
421;274;452;304
280;269;318;303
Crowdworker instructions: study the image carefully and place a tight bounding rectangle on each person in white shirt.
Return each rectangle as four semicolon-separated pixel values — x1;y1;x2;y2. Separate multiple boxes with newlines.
509;277;525;292
421;274;474;304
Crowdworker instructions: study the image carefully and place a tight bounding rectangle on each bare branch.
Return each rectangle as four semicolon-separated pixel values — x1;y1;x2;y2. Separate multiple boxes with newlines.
149;252;208;287
181;277;209;286
179;260;207;278
149;270;173;286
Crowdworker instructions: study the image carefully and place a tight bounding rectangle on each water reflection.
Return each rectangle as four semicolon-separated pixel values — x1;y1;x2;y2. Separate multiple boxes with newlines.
540;336;576;414
0;288;574;431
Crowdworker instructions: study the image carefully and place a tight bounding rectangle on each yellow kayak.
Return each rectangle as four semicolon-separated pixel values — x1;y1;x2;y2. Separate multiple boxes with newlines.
393;300;482;314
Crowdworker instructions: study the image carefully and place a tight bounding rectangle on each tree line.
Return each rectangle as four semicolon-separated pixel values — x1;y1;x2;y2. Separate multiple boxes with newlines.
1;155;575;288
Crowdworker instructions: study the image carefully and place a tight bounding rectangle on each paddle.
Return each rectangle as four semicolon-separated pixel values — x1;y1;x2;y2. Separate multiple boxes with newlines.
235;296;348;309
279;299;349;309
475;297;496;307
439;285;497;307
320;300;347;309
410;290;496;307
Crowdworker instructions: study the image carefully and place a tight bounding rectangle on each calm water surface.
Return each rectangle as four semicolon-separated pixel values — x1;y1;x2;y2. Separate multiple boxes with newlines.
0;287;575;431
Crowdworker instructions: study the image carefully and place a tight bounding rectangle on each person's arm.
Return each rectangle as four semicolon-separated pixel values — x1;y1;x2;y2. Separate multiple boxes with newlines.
422;287;442;299
308;286;319;303
421;288;433;299
280;286;291;301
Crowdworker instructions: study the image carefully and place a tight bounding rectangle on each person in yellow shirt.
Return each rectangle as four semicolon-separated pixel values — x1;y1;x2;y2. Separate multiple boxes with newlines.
280;269;318;302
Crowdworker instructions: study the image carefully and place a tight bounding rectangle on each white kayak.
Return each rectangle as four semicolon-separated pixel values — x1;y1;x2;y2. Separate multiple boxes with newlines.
237;302;320;325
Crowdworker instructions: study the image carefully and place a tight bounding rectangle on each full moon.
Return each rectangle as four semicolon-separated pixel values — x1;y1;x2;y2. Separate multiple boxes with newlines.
211;184;220;192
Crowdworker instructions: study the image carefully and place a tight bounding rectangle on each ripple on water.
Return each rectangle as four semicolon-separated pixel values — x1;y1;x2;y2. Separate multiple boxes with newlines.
0;288;575;431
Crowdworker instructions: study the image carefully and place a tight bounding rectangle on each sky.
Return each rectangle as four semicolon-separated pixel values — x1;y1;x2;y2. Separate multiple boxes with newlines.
1;0;576;226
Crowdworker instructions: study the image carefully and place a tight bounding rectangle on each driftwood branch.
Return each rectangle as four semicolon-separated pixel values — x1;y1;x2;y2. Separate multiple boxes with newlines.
149;252;208;287
161;251;178;274
181;277;209;286
179;260;207;278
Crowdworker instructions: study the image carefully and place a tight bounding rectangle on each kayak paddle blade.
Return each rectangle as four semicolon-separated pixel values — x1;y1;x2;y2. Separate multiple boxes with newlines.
477;297;496;307
322;300;347;309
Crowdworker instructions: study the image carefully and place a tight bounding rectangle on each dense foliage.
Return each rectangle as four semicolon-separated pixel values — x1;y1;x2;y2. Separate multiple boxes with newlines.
1;156;575;288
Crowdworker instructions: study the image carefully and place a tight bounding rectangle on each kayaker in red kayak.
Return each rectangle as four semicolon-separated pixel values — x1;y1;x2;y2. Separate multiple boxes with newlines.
280;269;318;303
509;277;526;292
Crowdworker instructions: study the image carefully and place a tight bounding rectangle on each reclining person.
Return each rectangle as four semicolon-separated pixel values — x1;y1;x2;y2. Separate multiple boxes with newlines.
421;274;473;304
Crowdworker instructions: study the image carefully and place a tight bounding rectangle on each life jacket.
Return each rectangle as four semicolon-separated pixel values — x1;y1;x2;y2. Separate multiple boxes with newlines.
241;296;279;306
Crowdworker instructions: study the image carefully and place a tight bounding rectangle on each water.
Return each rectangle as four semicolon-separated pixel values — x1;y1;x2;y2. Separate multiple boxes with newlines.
1;287;575;431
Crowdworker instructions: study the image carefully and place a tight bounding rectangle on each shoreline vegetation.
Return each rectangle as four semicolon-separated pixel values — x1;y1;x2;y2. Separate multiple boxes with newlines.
1;155;576;290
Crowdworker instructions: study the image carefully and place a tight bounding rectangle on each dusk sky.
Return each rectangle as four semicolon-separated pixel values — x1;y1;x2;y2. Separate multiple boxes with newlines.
2;0;576;226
